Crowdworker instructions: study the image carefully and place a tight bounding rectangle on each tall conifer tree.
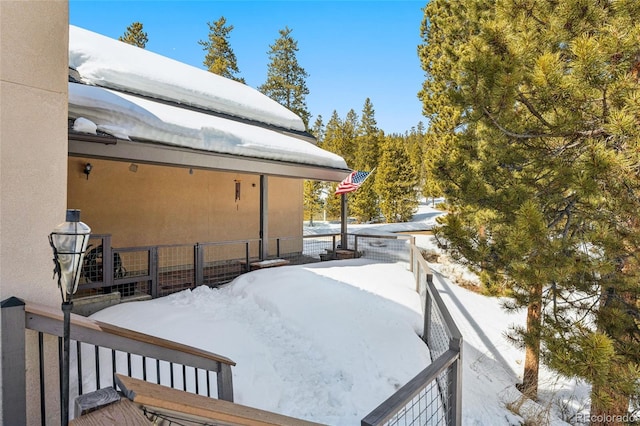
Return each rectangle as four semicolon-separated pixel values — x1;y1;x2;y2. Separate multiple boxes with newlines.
199;17;245;83
259;27;310;128
323;111;345;219
303;116;327;224
351;98;381;222
375;135;419;222
119;22;148;48
420;0;640;417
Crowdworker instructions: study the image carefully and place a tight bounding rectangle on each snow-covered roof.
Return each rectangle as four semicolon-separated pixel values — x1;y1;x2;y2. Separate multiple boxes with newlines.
69;26;304;132
68;26;350;176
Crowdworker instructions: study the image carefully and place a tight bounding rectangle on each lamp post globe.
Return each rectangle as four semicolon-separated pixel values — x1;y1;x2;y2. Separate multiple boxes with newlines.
49;209;91;302
49;209;91;425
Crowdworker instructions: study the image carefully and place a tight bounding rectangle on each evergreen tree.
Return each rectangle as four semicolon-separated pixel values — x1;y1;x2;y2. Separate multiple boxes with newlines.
199;17;245;83
322;111;345;221
420;0;640;416
351;98;382;222
259;27;310;128
325;182;342;221
339;109;359;167
375;135;419;222
118;22;148;48
303;180;324;225
310;115;325;145
421;132;443;206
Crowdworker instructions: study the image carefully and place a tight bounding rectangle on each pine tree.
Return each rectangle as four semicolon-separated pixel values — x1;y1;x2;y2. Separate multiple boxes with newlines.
322;111;345;220
375;135;419;222
199;17;245;84
351;99;381;223
339;109;359;167
303;180;324;225
259;27;310;128
420;0;640;415
118;22;148;48
310;115;325;145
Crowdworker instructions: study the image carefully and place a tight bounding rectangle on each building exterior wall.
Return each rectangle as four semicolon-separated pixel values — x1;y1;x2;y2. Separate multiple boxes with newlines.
67;157;303;249
0;1;70;424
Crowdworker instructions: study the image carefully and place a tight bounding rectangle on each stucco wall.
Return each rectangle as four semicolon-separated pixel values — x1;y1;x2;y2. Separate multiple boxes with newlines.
67;157;303;249
0;1;70;424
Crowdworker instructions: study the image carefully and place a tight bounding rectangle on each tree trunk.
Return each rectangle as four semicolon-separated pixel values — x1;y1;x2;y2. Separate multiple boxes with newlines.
589;286;634;425
519;284;542;400
589;383;629;426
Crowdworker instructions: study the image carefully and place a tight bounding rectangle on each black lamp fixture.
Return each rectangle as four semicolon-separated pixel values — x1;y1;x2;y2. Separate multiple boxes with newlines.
49;209;91;425
83;162;92;180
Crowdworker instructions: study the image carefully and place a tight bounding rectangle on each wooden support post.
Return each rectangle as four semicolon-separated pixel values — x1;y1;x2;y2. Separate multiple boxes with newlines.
217;363;234;402
260;175;268;260
1;297;27;425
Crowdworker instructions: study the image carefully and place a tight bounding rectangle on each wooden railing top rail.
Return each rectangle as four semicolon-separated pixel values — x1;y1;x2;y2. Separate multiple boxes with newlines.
25;301;236;367
116;374;325;426
409;243;463;343
361;349;460;426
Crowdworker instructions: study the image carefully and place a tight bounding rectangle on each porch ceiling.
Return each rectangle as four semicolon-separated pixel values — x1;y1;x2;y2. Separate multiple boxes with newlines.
68;132;352;182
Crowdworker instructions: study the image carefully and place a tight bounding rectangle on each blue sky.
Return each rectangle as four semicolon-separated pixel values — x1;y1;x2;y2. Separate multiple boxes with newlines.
70;1;428;134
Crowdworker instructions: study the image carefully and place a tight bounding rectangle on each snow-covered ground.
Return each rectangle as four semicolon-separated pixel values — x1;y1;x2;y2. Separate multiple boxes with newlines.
87;201;591;425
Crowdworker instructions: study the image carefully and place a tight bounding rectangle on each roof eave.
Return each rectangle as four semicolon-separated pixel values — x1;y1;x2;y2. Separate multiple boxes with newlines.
68;132;351;182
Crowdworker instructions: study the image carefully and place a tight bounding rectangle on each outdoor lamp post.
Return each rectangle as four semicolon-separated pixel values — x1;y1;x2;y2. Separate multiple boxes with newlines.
49;209;91;425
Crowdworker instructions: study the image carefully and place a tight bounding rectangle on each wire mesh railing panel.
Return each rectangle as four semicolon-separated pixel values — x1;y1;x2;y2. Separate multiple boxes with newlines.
355;235;412;264
383;377;447;426
426;295;452;362
302;234;338;261
361;244;462;426
268;237;299;259
111;248;151;298
157;245;194;297
200;240;260;286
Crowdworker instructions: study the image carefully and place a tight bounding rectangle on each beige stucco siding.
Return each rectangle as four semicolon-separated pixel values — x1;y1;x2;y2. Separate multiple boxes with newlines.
68;157;303;248
0;1;70;424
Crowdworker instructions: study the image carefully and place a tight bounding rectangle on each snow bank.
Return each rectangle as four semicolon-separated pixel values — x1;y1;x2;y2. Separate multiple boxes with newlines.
87;259;429;425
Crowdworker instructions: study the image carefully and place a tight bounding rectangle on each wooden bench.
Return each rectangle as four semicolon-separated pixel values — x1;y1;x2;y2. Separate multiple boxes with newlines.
240;259;291;271
113;374;325;426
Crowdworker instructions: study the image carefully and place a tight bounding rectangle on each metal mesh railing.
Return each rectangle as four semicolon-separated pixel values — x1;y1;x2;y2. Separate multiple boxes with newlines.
355;234;413;264
383;375;448;426
112;246;152;297
361;244;462;426
199;240;261;286
77;233;414;299
155;244;195;297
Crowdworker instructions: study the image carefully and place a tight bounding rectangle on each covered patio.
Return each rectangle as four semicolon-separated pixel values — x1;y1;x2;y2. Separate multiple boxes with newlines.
66;26;353;304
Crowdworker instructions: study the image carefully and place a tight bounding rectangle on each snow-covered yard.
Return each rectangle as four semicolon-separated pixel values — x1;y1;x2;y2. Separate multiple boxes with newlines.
88;202;591;425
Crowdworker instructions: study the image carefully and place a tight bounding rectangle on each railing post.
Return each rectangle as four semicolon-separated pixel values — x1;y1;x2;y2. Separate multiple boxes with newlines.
194;243;204;288
245;242;250;273
150;247;158;298
354;235;358;254
217;363;234;402
276;238;280;258
409;244;414;273
103;235;114;290
448;336;463;426
1;297;27;426
423;274;433;346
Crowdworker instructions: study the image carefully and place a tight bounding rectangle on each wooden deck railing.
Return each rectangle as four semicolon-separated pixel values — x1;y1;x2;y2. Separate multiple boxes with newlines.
1;297;235;425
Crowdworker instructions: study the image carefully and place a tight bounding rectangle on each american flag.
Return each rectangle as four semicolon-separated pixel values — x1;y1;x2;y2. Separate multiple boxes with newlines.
335;170;373;195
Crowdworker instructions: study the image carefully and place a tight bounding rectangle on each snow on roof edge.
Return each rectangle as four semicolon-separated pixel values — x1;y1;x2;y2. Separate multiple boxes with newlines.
69;25;306;133
68;82;350;171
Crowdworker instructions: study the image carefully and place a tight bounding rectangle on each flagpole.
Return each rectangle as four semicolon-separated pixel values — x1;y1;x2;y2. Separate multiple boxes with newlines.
340;193;348;250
